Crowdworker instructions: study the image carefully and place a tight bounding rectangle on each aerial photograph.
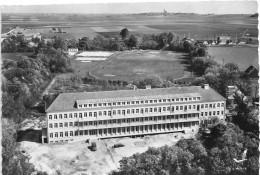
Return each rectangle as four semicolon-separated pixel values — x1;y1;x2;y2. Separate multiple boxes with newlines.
1;1;259;175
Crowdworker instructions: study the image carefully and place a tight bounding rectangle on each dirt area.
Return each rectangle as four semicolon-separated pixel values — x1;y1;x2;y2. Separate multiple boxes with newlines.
20;132;195;175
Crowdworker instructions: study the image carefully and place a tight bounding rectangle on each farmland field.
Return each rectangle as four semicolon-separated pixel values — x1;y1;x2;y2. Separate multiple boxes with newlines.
2;14;258;41
208;47;258;70
91;50;188;81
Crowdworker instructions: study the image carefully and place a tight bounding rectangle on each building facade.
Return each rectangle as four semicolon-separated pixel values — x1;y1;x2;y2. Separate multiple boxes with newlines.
45;84;226;143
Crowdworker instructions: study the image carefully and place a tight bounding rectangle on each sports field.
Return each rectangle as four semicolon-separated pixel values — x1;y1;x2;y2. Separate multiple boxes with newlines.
91;50;187;81
208;47;258;70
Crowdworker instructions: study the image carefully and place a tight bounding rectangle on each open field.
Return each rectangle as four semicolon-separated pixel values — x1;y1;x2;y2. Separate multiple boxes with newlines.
20;132;194;175
91;50;187;81
208;47;258;70
2;14;258;40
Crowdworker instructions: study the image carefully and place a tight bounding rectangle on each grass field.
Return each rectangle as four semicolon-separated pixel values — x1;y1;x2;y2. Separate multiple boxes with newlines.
91;50;187;81
208;47;258;70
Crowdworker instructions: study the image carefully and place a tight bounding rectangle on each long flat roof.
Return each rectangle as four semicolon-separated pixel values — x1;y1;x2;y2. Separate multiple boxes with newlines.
46;86;226;113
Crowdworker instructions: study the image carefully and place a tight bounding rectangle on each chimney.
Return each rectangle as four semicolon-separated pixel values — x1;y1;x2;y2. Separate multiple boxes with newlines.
204;84;209;90
145;85;151;89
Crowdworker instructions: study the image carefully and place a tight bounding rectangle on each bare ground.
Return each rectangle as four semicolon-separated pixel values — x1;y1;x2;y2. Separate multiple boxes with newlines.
20;132;195;175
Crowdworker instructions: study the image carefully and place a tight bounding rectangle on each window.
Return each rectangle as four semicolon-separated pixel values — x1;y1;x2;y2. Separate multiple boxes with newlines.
159;99;162;103
65;131;68;137
118;110;121;115
54;115;57;119
49;115;52;120
84;121;88;126
108;111;111;116
89;104;92;107
154;107;157;112
79;113;82;118
127;109;130;114
79;105;82;108
122;102;126;105
159;107;162;112
213;111;216;115
205;104;208;108
64;122;68;127
197;97;201;101
145;108;148;113
136;101;139;104
141;101;144;104
189;105;191;110
74;113;77;118
163;99;166;102
180;106;183;111
117;102;121;106
122;110;125;115
103;103;107;106
55;132;58;138
58;114;62;119
145;100;148;104
163;107;166;111
209;104;212;108
49;123;53;128
113;110;116;115
98;103;102;107
221;111;224;115
131;101;135;105
209;112;212;116
154;100;157;103
99;111;102;116
185;98;188;101
75;131;78;136
201;104;204;109
113;102;116;106
94;104;97;107
84;104;87;107
54;123;58;128
176;106;179;110
205;112;208;116
217;103;220;107
193;97;196;101
193;105;196;110
64;114;67;119
50;133;53;138
60;132;63;137
127;101;130;105
79;122;83;127
103;111;107;116
70;131;73;136
89;112;92;117
201;112;204;116
136;109;139;113
217;111;220;115
74;122;78;126
132;109;135;114
167;99;171;102
150;108;153;113
150;100;153;103
172;99;175;102
108;103;111;106
141;108;144;113
167;107;170;111
176;98;179;102
69;113;72;118
180;98;183;101
94;112;97;117
221;103;224;107
213;103;216;108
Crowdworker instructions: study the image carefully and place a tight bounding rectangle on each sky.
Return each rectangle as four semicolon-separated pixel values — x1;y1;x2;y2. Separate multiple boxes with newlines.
1;0;258;14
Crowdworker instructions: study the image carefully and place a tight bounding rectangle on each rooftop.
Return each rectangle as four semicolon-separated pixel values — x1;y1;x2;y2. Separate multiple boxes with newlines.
46;86;226;113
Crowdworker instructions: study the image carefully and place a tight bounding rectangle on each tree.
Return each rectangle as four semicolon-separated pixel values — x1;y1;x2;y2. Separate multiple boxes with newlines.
120;28;129;40
126;35;138;49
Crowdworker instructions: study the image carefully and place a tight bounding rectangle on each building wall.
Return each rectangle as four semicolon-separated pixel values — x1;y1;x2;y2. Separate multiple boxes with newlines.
46;100;225;143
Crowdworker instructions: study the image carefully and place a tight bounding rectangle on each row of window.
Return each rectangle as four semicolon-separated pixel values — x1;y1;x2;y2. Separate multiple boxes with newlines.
48;114;199;128
49;121;200;138
78;97;202;109
201;111;224;117
48;102;224;120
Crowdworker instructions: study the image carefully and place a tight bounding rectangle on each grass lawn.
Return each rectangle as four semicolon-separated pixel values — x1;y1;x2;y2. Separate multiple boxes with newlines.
208;47;258;70
92;50;186;81
2;52;35;61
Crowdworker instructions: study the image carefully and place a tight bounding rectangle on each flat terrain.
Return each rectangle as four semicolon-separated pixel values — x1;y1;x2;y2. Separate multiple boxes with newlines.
2;14;258;40
91;50;188;81
20;132;194;175
2;52;35;61
208;47;258;70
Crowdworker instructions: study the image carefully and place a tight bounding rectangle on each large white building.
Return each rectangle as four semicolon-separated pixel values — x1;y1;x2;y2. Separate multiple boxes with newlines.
45;84;226;143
